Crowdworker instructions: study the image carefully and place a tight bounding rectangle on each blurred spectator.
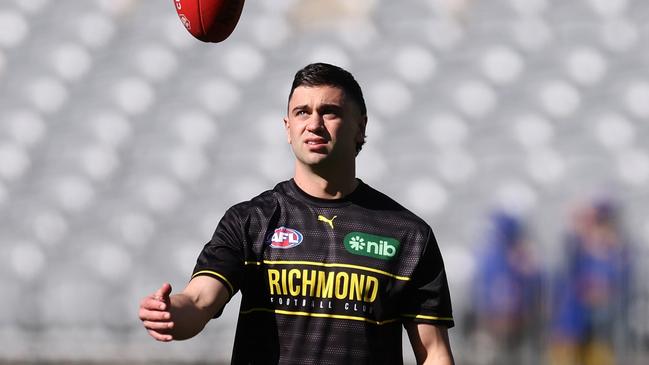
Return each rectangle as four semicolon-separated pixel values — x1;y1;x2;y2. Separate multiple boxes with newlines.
549;197;633;365
467;210;545;365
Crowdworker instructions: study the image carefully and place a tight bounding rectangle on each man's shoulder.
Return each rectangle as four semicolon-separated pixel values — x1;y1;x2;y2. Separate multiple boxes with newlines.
227;180;290;213
356;181;430;229
356;181;402;208
359;182;416;212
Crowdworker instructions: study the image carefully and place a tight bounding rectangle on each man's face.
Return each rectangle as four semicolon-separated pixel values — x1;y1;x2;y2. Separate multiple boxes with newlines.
284;85;366;168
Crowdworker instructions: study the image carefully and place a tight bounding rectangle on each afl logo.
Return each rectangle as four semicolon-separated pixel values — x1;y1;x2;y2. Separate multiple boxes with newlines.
267;227;303;249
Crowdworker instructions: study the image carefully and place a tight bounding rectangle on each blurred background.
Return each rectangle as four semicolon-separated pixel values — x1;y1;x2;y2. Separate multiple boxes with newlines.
0;0;648;364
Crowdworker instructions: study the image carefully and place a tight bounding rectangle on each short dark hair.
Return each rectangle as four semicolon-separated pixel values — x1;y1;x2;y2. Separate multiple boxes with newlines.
288;63;367;153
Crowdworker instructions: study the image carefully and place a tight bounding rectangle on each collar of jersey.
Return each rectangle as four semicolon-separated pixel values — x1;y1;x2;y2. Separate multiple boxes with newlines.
287;178;365;208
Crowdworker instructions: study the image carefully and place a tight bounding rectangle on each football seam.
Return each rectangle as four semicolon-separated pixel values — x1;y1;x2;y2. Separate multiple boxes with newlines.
197;0;207;37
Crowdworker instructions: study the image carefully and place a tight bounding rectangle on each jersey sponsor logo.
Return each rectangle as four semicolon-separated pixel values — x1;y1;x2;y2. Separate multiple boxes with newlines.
344;232;400;260
267;227;303;249
317;215;337;229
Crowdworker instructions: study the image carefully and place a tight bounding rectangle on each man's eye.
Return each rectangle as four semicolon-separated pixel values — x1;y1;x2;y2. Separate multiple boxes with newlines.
323;112;339;119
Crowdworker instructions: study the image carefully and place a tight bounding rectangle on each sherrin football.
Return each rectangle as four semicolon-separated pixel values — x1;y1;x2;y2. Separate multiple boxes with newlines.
173;0;245;43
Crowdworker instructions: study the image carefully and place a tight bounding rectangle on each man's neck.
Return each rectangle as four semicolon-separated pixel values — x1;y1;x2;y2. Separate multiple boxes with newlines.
293;164;358;200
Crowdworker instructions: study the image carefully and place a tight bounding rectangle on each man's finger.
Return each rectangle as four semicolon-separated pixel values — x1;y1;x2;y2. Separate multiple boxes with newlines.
154;282;173;302
141;296;167;311
139;308;171;322
143;320;174;331
147;329;173;342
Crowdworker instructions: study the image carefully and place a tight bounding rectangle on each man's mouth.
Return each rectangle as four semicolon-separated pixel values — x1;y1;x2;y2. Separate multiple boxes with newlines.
305;138;328;146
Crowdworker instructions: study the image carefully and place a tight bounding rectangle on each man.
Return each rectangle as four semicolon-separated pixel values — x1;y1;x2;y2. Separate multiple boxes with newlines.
138;63;455;364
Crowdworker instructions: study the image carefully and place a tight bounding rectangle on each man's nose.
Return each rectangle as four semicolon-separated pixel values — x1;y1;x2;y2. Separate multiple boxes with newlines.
306;113;324;132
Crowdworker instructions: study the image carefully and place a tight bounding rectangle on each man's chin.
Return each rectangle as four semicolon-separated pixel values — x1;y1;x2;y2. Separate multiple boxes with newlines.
296;153;331;167
305;157;329;166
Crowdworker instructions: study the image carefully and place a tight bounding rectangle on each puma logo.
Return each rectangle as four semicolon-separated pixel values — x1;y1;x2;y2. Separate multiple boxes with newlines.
317;215;337;229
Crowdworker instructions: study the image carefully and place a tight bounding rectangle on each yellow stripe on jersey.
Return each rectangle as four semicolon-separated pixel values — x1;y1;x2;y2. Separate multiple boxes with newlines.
401;313;454;322
240;307;400;325
244;260;410;281
192;270;235;294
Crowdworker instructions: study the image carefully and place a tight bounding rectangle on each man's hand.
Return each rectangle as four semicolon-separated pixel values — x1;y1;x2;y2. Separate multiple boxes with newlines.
139;282;175;342
138;276;230;342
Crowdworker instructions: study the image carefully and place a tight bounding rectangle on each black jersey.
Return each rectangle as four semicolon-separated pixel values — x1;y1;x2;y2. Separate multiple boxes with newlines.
193;179;454;364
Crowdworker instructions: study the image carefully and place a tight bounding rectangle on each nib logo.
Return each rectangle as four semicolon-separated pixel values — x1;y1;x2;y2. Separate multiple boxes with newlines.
344;232;400;260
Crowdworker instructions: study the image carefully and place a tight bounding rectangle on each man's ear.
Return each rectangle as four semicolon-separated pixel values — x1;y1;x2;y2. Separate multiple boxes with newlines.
356;115;368;143
283;117;291;144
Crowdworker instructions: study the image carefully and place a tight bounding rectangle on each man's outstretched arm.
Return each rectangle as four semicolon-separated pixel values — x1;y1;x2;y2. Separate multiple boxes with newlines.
138;276;230;341
405;322;455;365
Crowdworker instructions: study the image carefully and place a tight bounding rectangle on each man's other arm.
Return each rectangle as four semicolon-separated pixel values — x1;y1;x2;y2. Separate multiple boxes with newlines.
405;322;455;365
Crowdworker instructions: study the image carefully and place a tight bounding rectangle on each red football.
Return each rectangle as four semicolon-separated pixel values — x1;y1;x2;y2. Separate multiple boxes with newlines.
173;0;245;43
